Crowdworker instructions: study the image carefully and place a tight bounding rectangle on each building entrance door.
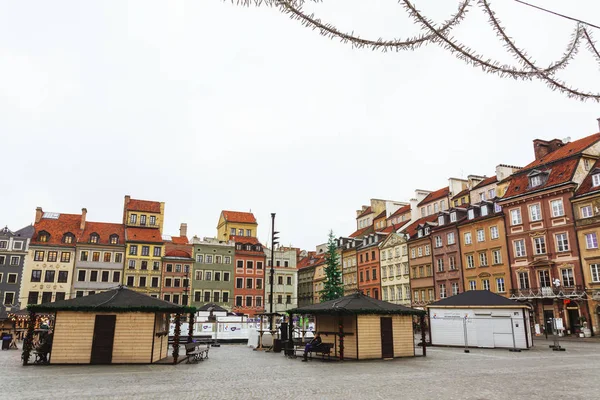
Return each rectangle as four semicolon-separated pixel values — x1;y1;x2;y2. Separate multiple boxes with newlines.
380;317;394;359
90;315;116;364
543;310;554;335
567;308;580;334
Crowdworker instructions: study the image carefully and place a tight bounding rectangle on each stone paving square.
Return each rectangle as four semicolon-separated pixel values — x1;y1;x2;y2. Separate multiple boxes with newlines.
1;339;599;400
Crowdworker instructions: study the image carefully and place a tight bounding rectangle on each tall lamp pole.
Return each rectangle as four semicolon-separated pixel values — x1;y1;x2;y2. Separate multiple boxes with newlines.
269;213;279;331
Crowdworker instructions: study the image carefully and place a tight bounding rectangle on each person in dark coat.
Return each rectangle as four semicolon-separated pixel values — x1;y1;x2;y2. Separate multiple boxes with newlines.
302;332;322;362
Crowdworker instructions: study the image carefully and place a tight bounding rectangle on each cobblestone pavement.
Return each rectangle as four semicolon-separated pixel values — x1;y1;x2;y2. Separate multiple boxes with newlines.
1;339;599;400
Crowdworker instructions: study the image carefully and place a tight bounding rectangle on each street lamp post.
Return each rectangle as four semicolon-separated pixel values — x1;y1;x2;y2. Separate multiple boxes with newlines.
269;213;279;331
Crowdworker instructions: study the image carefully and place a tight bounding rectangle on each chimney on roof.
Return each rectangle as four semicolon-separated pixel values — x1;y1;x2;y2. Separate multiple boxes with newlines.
35;207;43;223
81;208;87;230
180;223;188;238
533;138;564;161
123;195;130;224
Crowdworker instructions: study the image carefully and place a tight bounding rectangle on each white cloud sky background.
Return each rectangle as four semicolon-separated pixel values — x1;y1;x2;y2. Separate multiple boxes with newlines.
1;0;599;249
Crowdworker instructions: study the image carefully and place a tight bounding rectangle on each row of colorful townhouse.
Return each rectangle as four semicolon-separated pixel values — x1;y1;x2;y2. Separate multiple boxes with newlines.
0;197;299;320
297;129;600;337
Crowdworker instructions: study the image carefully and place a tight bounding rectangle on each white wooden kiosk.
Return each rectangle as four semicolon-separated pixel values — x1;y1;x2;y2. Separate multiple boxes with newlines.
428;291;533;350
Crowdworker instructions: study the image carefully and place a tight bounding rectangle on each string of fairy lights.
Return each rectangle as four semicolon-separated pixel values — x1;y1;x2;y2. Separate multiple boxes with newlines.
227;0;600;102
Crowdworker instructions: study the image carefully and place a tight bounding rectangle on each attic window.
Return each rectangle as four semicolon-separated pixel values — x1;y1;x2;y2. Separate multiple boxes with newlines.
468;209;475;220
494;203;502;213
593;174;600;187
438;215;444;226
62;233;75;244
38;231;50;242
418;229;423;238
90;233;99;243
529;175;542;187
109;234;119;244
480;205;489;217
450;212;457;223
424;227;430;235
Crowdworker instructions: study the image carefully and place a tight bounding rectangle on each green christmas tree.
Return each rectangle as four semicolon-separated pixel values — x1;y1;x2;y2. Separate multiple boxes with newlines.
320;230;344;302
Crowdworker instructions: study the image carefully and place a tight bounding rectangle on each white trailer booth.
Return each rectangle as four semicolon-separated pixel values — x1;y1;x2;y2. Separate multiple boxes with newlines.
428;291;533;350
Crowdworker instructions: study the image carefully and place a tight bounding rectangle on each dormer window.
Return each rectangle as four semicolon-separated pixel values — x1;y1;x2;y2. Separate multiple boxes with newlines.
494;203;502;213
245;245;252;251
438;215;445;226
528;169;547;188
90;233;99;244
418;229;423;238
38;231;50;242
62;233;75;244
450;212;457;223
468;209;475;220
480;205;489;217
593;173;600;187
254;245;262;252
424;227;430;235
109;234;119;244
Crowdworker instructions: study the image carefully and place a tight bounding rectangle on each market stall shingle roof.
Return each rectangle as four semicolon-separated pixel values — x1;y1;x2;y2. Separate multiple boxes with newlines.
428;290;525;308
27;286;195;313
288;292;425;315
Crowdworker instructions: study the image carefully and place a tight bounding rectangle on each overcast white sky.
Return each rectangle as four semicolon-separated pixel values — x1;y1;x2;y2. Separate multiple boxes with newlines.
1;0;599;250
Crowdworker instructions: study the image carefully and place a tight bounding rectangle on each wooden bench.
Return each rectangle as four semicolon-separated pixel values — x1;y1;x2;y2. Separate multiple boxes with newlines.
288;341;334;360
184;342;210;363
169;335;212;348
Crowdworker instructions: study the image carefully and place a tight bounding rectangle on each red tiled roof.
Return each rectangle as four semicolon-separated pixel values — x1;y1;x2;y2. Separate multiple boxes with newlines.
222;210;257;224
401;215;438;239
451;188;470;200
164;249;192;258
503;157;580;199
374;210;386;220
170;236;189;245
126;227;163;243
418;187;449;206
357;206;372;219
297;252;325;270
523;133;600;170
378;226;395;234
349;225;374;238
31;213;82;246
230;235;262;245
388;205;410;220
472;176;498;190
575;159;600;197
81;222;125;246
126;198;161;213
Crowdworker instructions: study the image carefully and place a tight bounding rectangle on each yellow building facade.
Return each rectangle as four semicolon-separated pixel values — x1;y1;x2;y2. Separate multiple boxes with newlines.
217;211;258;242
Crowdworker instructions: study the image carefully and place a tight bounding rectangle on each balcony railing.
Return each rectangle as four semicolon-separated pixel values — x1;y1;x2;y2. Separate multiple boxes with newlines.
510;285;585;299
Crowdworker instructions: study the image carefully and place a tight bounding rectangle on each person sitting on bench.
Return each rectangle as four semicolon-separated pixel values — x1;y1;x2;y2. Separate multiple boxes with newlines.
302;332;322;362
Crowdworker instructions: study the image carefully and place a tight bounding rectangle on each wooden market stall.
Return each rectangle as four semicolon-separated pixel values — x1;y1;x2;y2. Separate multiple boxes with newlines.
288;292;426;360
23;286;196;365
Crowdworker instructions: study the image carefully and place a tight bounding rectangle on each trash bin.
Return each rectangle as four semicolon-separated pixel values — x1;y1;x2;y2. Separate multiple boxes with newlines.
273;338;282;353
1;334;12;350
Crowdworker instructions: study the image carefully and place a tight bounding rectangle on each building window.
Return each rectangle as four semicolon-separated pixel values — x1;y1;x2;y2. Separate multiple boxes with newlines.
434;236;442;248
34;251;44;262
468;209;475;220
92;252;100;262
56;271;68;283
223;272;230;282
466;255;474;269
90;271;98;282
449;256;456;270
464;232;472;245
130;214;137;224
113;271;121;283
174;278;181;287
469;280;476;291
38;232;49;242
239;229;244;236
153;261;160;270
166;264;173;272
224;256;231;264
196;254;204;263
236;278;243;288
529;204;542;222
141;261;148;270
480;206;489;217
593;174;600;187
581;205;593;218
496;278;505;293
44;270;55;283
586;233;598;249
164;294;171;303
109;235;119;244
514;240;526;257
450;212;457;223
555;233;569;252
425;245;430;256
31;270;42;282
482;279;490;291
479;252;488;266
127;276;135;286
3;292;15;306
539;270;551;287
245;296;252;307
80;251;88;262
27;291;39;305
103;252;111;263
529;175;542;187
247;260;253;269
205;271;212;281
492;250;502;264
78;270;86;282
257;261;263;270
450;282;458;296
510;209;522;225
235;296;243;307
551;199;564;217
446;232;456;245
490;226;499;240
129;245;138;255
590;264;600;282
437;258;444;272
477;229;485;242
519;272;530;289
63;233;75;244
90;233;99;243
230;228;236;236
128;260;136;269
47;251;58;262
372;268;377;280
76;291;84;298
139;246;149;256
561;268;575;287
138;276;146;287
101;271;110;282
411;249;416;259
534;237;546;254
